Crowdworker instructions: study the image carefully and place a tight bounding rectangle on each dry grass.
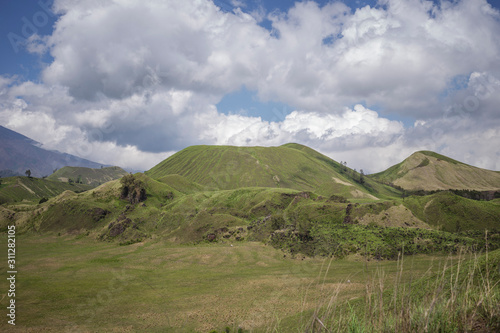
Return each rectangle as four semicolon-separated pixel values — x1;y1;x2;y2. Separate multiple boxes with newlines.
301;240;500;333
0;235;449;332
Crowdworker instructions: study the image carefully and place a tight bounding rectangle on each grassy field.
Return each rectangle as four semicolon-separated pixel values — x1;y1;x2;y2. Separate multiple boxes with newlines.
0;234;488;332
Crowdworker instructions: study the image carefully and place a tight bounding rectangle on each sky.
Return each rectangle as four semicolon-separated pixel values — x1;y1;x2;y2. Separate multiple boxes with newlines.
1;0;500;173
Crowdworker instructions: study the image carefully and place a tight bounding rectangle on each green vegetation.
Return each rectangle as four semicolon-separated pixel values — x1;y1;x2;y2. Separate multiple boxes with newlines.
403;192;500;232
0;176;92;204
1;144;500;331
47;166;128;186
297;248;500;333
145;143;400;200
1;234;497;332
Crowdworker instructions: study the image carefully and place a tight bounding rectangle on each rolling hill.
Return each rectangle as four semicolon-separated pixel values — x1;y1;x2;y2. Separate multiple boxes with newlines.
1;143;499;255
47;166;128;186
0;125;109;178
370;151;500;191
0;176;92;204
146;143;399;200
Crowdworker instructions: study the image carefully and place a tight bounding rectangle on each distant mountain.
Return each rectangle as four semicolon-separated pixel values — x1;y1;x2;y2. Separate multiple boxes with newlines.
370;151;500;191
47;166;129;187
145;143;398;200
0;125;108;178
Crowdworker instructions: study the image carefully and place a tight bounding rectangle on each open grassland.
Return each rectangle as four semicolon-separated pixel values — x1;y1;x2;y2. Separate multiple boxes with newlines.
0;234;481;333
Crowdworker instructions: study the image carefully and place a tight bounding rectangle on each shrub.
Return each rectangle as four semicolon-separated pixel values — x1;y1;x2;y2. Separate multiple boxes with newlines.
120;174;147;204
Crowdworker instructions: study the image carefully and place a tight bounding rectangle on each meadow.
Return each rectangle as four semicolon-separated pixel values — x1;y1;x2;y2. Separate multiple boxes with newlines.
2;233;497;332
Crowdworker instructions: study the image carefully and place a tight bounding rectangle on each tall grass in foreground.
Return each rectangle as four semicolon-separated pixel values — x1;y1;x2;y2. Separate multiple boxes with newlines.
306;244;500;332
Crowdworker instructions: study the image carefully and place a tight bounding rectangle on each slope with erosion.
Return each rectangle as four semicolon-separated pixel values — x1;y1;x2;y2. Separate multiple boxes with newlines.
371;151;500;191
47;166;128;186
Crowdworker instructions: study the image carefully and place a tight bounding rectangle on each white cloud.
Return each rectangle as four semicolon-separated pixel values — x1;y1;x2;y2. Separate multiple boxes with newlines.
1;0;499;173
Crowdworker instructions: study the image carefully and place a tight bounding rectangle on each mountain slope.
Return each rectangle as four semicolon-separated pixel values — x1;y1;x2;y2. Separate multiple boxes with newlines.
146;143;391;199
0;125;109;178
0;176;92;204
47;166;128;186
370;151;500;191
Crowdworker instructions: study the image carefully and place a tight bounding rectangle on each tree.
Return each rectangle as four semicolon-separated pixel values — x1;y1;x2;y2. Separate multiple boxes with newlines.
359;169;365;184
25;169;31;178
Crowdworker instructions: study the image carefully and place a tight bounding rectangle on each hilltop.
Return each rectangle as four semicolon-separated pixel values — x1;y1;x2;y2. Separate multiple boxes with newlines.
47;166;128;186
0;125;109;178
370;151;500;191
146;143;399;200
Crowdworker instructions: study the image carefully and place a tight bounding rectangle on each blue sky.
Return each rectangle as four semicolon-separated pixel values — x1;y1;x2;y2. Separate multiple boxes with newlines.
0;0;56;81
1;0;500;172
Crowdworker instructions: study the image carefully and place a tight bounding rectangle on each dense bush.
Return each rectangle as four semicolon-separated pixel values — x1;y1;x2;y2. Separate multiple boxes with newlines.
269;224;500;259
120;174;147;204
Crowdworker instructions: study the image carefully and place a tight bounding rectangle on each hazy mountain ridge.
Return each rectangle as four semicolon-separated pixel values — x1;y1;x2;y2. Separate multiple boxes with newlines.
0;125;109;177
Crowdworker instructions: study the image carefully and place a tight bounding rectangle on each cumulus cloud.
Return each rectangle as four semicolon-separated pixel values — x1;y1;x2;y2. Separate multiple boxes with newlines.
1;0;499;172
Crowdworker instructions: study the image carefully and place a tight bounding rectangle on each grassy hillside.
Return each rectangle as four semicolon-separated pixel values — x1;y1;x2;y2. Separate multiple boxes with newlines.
402;192;500;232
146;143;400;200
0;176;92;204
6;172;497;259
47;166;128;186
371;151;500;191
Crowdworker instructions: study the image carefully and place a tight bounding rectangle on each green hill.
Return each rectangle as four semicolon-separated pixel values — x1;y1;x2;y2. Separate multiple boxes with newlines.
402;191;500;232
146;143;398;200
370;151;500;191
0;176;92;204
2;144;499;256
47;166;128;186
